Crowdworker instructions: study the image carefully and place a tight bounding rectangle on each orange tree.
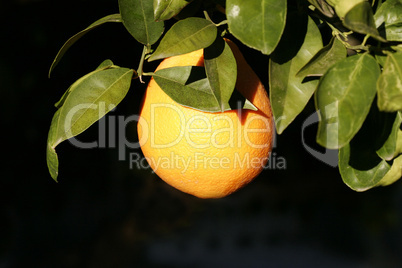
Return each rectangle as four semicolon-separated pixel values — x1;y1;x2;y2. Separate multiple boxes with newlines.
46;0;402;194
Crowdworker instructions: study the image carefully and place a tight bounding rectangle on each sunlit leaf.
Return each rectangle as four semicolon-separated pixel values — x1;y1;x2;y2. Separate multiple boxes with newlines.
154;0;193;21
148;17;217;61
315;54;380;149
226;0;286;55
269;14;322;134
119;0;164;45
296;37;346;78
375;0;402;41
153;66;256;112
377;51;402;112
48;14;122;77
47;66;134;181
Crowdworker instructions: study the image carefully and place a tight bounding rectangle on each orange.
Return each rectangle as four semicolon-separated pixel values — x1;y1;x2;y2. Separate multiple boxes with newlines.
137;40;274;198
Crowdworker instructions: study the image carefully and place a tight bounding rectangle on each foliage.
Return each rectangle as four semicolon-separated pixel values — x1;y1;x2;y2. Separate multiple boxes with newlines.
47;0;402;192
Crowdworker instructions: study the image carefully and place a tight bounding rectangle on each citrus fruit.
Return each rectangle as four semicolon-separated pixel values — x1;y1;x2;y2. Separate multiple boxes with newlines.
137;40;274;198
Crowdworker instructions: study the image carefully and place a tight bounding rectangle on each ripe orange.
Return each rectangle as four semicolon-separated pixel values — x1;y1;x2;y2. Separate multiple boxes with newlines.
137;40;274;198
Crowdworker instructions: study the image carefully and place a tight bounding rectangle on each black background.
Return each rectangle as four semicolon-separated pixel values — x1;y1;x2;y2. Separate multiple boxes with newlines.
2;0;402;267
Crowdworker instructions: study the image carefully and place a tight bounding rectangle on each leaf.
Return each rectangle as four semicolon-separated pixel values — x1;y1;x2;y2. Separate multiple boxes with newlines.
204;36;237;112
339;104;400;191
269;14;323;134
152;66;256;112
54;60;119;108
377;111;402;160
119;0;165;46
375;0;402;41
307;0;335;18
148;17;217;61
339;143;390;191
226;0;287;55
343;1;386;42
377;51;402;112
47;67;134;181
315;54;381;149
48;14;122;77
154;0;193;21
376;155;402;187
296;37;347;78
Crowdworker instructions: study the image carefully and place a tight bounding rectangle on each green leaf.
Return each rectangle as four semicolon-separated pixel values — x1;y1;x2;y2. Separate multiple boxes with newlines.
296;37;347;78
148;17;217;61
377;51;402;112
119;0;165;46
307;0;335;18
54;60;119;108
154;0;193;21
339;104;401;191
47;67;134;181
315;54;381;149
375;0;402;41
48;14;122;77
226;0;286;55
204;36;237;112
377;112;402;160
328;0;363;18
343;1;386;42
47;109;62;180
153;66;256;112
269;14;323;134
375;52;388;67
339;143;390;191
376;155;402;187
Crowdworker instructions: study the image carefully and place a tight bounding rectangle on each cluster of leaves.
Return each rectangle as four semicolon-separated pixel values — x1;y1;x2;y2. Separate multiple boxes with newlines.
47;0;402;192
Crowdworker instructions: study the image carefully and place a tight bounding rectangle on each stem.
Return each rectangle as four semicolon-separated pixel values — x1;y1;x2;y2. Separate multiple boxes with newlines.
142;72;154;76
361;34;370;47
203;10;228;27
137;45;147;83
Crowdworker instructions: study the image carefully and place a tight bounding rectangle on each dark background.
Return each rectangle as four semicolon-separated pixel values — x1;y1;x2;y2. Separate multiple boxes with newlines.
2;0;402;267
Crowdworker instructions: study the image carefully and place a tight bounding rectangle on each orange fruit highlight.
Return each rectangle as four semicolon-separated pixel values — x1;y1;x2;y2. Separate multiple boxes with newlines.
137;40;274;198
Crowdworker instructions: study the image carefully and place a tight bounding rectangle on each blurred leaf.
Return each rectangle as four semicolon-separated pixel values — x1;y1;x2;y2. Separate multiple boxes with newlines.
315;54;380;149
119;0;164;45
48;14;122;77
377;112;402;160
328;0;363;18
375;52;388;67
226;0;286;55
148;17;217;61
47;67;134;181
269;15;322;134
375;0;402;41
343;1;386;42
297;37;346;78
153;66;256;112
154;0;193;21
377;51;402;112
339;143;390;191
204;36;237;112
307;0;335;18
